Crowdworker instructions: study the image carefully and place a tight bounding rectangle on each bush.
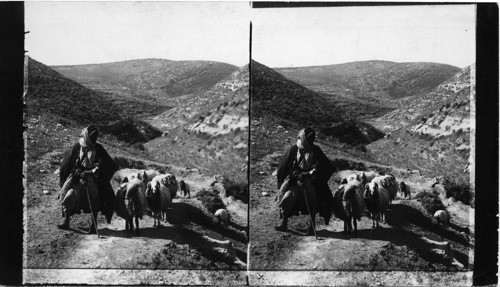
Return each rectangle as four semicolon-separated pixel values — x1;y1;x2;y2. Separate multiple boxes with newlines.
415;191;446;215
444;179;471;206
223;177;249;204
197;189;226;214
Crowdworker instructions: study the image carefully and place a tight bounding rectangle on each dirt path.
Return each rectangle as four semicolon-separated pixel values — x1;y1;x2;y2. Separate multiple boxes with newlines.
250;154;472;272
25;141;247;274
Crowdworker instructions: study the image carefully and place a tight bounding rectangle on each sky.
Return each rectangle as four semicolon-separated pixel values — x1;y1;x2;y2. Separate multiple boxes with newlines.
25;2;250;66
252;5;476;68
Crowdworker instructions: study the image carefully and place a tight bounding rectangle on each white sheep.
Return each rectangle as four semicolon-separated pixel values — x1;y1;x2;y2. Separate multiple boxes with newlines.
214;209;231;226
121;169;159;185
372;174;399;204
145;175;173;226
433;210;450;229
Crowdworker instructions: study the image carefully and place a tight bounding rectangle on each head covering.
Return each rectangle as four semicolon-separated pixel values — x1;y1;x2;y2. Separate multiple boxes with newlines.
296;127;316;151
79;125;98;148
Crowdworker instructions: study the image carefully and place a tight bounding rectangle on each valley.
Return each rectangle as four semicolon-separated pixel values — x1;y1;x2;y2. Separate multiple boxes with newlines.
249;60;474;282
24;57;248;283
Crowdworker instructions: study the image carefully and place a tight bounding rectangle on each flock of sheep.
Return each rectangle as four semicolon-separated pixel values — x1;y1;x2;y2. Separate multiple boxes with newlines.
334;172;449;237
116;170;230;235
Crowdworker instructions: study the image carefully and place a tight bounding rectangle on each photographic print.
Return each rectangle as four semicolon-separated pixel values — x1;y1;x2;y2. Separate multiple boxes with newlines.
249;4;475;286
23;2;249;285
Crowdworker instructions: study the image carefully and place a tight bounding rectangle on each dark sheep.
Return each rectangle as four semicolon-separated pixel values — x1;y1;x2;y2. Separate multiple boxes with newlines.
115;178;147;235
333;183;365;237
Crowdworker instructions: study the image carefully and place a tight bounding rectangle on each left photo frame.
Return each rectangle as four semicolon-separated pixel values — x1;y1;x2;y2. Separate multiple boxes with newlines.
23;2;249;285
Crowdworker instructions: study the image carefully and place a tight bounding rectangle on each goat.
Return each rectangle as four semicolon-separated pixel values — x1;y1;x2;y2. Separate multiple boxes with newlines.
364;181;390;228
333;182;365;237
399;181;411;199
114;177;147;235
179;180;191;198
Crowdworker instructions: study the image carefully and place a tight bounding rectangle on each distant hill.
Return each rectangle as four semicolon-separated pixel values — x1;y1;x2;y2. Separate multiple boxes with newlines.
251;60;383;147
53;58;238;99
144;64;249;180
27;57;121;124
26;57;163;144
368;65;475;182
276;60;461;104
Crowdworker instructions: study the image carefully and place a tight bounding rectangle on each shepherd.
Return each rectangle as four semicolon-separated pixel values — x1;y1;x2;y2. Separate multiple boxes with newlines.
57;125;118;234
275;127;335;236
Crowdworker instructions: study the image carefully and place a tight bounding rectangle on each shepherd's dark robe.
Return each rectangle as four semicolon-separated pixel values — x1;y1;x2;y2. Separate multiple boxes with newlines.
59;142;118;223
277;144;336;224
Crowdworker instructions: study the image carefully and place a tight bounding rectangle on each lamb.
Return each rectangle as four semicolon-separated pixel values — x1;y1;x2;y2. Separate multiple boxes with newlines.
364;181;390;228
214;208;231;226
433;210;450;229
179;180;191;198
333;182;365;237
114;177;147;235
371;174;398;206
399;181;411;199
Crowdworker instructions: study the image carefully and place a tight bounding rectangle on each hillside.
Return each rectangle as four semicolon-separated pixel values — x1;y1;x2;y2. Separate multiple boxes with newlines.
25;57;248;280
26;57;165;144
27;57;121;124
145;64;249;180
367;64;475;184
276;60;460;105
250;62;472;278
53;59;238;101
251;60;384;148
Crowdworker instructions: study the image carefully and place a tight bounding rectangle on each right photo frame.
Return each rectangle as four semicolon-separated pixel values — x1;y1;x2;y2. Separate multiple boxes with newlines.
249;4;476;286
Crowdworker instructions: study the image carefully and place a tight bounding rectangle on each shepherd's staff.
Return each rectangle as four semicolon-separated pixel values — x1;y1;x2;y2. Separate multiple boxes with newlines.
302;180;318;240
85;181;99;238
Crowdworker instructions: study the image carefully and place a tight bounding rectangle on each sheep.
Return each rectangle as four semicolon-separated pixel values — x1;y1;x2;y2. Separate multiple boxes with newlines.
162;173;179;201
433;210;450;229
214;208;231;226
364;181;390;228
371;174;398;206
145;176;172;227
146;174;177;224
179;180;191;198
114;177;147;235
333;182;365;237
341;171;376;186
400;181;411;199
121;169;159;185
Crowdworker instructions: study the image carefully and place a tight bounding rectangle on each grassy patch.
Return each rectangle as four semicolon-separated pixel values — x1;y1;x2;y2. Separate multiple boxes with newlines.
197;189;226;214
415;191;446;216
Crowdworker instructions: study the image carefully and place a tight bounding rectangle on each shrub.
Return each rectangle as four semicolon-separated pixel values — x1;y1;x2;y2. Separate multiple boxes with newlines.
223;177;249;204
444;179;471;206
197;189;226;214
415;191;446;215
